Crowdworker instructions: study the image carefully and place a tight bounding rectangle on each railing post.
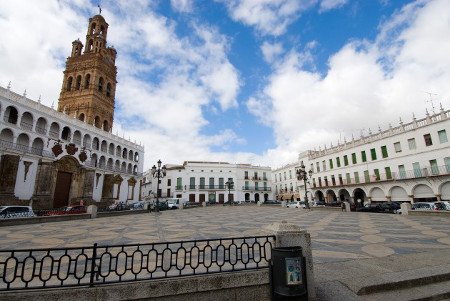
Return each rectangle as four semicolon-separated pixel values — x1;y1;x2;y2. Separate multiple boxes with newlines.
89;243;98;287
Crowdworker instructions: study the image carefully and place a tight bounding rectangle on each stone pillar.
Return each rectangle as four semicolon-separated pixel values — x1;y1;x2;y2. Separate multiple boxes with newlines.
408;195;414;204
257;201;262;206
87;204;97;218
262;221;316;300
435;194;442;202
82;169;95;199
344;201;351;212
32;161;56;209
281;201;287;208
400;202;411;215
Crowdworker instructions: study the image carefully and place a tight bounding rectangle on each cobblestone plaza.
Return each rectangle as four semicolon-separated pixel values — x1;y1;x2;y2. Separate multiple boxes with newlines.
1;207;449;265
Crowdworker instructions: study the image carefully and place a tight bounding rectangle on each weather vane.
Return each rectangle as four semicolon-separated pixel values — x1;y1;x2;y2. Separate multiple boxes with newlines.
98;4;102;14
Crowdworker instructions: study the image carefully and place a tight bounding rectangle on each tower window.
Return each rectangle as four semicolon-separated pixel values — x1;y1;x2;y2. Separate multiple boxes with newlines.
98;77;104;92
76;75;82;90
91;23;96;35
106;83;111;97
84;74;90;89
66;77;73;91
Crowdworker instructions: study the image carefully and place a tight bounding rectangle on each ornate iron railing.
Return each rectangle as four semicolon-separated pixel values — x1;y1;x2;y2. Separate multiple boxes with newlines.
0;235;275;291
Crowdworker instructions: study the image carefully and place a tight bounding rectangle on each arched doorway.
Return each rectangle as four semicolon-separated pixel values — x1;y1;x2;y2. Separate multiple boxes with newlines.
325;190;337;203
354;188;367;207
245;193;250;202
390;186;409;202
315;190;325;202
338;188;351;202
440;182;450;201
264;193;269;202
53;156;81;208
413;184;436;202
255;193;260;203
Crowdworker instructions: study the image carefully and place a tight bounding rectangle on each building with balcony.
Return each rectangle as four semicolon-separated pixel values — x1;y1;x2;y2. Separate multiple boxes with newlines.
0;13;144;209
141;161;273;204
271;162;303;201
296;108;450;205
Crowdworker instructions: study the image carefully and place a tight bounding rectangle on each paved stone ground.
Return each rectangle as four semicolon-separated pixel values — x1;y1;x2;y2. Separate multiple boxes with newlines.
1;206;449;264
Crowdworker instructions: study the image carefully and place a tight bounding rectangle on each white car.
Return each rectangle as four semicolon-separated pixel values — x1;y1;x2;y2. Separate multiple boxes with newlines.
0;206;35;219
287;201;306;209
166;198;187;209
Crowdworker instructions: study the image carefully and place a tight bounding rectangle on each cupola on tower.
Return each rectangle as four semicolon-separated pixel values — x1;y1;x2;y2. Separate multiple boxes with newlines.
58;13;117;132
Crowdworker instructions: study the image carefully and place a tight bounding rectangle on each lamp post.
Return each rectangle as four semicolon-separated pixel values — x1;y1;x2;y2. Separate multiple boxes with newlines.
225;180;234;205
151;160;166;213
296;164;313;209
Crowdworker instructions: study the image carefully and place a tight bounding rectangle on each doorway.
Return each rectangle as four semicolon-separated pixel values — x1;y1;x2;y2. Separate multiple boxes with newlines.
54;171;72;208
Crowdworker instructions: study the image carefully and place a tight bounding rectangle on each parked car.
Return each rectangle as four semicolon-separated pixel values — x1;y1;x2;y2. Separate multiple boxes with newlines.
357;202;399;214
313;200;326;207
167;198;185;209
287;201;306;209
411;202;444;211
0;206;35;219
441;201;450;210
150;200;169;211
264;199;281;205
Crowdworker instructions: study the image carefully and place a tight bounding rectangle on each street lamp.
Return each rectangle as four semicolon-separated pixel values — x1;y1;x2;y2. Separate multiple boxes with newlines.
296;164;313;209
151;159;167;213
225;180;234;205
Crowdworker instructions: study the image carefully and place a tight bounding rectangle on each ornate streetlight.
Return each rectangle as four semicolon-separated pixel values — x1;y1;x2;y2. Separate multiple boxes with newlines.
296;164;313;209
225;179;234;205
151;160;167;213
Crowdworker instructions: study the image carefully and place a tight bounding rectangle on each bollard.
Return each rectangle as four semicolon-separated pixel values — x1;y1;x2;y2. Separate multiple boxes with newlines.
87;205;97;219
400;202;411;215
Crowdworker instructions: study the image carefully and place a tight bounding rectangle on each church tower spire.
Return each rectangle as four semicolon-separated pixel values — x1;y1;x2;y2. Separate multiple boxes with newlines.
58;13;117;132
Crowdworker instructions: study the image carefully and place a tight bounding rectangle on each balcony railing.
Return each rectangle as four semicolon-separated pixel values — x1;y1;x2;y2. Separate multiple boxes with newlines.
0;140;54;158
312;165;450;188
242;186;272;192
19;121;33;131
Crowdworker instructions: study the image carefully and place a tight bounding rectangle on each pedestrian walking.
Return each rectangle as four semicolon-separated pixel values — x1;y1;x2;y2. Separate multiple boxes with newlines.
341;202;345;212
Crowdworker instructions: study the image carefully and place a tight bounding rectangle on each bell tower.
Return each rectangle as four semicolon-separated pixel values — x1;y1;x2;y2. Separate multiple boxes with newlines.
58;14;117;132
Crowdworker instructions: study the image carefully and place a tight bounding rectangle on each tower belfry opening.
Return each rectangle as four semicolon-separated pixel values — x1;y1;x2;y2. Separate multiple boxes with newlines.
58;13;117;132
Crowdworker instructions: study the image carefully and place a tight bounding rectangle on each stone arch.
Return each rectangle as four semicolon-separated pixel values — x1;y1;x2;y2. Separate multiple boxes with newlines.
49;122;60;139
31;137;44;155
103;120;109;132
325;189;337;203
412;184;436;201
338;188;351;202
255;193;260;203
66;76;73;91
369;187;385;202
83;134;91;148
94;116;101;128
100;140;107;152
440;182;450;201
73;130;82;145
16;133;30;151
116;145;122;157
133;165;138;174
55;155;80;173
84;74;91;89
245;193;250;201
389;186;409;202
127;163;132;174
61;126;71;141
134;152;139;162
98;77;104;92
122;147;127;159
121;162;126;173
314;190;325;202
0;128;14;143
20;111;34;130
106;83;111;97
107;158;113;169
4;106;19;125
108;143;115;155
76;75;82;90
99;156;106;169
128;150;133;160
353;187;367;205
115;160;120;171
35;117;47;134
78;113;85;122
92;137;99;150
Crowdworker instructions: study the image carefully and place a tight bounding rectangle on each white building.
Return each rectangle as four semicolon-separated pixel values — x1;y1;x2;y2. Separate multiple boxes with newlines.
271;161;302;201
293;109;450;205
0;13;144;209
141;161;273;204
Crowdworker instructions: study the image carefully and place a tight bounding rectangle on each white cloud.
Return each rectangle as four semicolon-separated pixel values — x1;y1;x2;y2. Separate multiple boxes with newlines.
319;0;349;12
0;0;246;170
261;41;284;63
248;0;450;167
170;0;194;13
218;0;317;36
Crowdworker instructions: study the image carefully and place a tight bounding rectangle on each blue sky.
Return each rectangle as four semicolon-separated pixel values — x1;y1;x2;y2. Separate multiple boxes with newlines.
1;0;450;170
